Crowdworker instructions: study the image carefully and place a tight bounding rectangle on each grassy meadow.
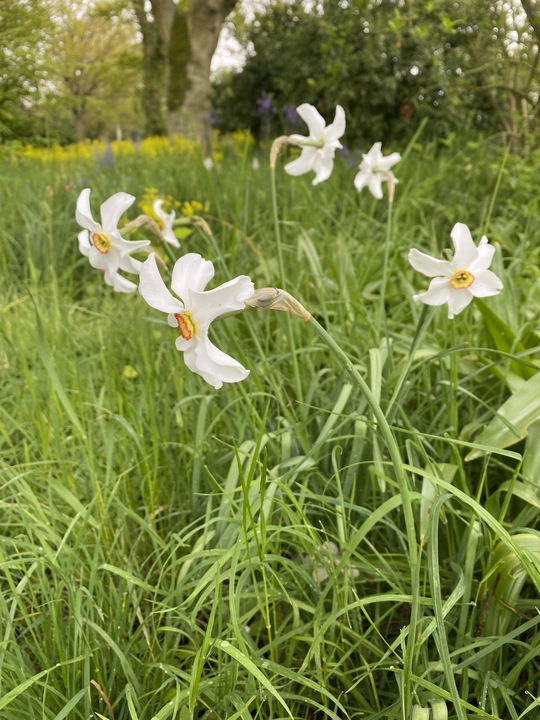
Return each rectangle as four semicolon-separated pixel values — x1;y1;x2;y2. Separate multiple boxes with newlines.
1;131;540;720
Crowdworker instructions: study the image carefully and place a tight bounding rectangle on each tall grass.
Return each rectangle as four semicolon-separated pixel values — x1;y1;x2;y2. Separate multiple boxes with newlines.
1;134;540;719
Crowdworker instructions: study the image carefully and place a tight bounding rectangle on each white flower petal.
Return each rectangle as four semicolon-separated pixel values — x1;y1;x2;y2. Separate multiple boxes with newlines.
378;151;401;171
191;275;254;324
284;148;318;177
107;271;138;293
184;333;249;389
451;223;478;269
171;253;215;302
100;192;135;234
312;153;334;185
153;199;165;219
408;249;453;278
367;175;384;199
353;170;370;192
413;276;451;306
153;199;178;246
296;103;326;138
365;142;383;164
326;105;346;140
119;255;143;274
78;229;91;257
138;253;184;314
76;188;101;234
113;235;150;256
446;289;474;318
162;227;180;248
88;245;118;271
469;270;503;297
469;238;495;273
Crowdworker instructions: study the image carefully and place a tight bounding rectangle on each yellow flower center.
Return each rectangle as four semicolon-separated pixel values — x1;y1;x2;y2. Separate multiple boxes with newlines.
450;269;474;290
157;217;166;230
91;232;112;254
174;312;196;341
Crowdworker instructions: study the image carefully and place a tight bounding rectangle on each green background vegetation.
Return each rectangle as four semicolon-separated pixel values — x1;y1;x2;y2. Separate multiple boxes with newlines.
2;133;540;717
2;0;540;718
1;0;540;149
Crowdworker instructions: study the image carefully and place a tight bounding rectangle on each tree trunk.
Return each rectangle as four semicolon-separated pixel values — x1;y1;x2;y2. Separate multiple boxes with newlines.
520;0;540;47
132;0;167;135
132;0;237;143
167;0;238;145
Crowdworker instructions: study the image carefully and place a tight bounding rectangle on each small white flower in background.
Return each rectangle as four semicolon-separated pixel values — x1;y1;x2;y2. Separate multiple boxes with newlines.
152;199;179;248
353;142;401;200
408;222;503;319
203;157;214;170
285;103;346;185
138;253;254;389
76;188;150;293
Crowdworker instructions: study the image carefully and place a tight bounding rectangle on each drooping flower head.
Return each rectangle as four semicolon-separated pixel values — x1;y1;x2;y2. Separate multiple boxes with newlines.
408;223;503;319
284;103;346;185
76;188;150;293
138;253;254;389
152;199;179;248
354;142;401;200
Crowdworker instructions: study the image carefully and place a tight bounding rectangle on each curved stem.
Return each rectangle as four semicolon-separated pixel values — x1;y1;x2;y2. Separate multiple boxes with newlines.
386;304;433;425
307;314;419;719
308;316;417;556
270;164;304;408
270;166;286;285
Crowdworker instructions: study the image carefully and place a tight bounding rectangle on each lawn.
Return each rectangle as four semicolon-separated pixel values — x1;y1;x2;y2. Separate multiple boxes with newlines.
1;131;540;719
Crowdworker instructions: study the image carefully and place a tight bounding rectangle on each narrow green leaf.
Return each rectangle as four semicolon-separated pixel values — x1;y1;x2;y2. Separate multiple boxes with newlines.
215;640;293;719
52;687;88;720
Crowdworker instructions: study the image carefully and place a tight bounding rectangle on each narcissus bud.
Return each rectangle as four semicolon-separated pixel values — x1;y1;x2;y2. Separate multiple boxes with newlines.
245;287;311;321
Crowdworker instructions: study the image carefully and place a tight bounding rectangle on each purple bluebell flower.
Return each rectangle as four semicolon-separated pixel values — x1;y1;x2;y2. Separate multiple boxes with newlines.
257;92;276;116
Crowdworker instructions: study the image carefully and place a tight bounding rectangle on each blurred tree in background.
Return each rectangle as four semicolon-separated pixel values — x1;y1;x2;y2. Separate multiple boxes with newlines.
212;0;540;149
0;0;51;141
0;0;142;144
45;0;143;142
1;0;538;148
131;0;238;143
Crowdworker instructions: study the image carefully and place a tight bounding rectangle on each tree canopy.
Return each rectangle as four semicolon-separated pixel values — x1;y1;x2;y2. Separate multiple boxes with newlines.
213;0;540;148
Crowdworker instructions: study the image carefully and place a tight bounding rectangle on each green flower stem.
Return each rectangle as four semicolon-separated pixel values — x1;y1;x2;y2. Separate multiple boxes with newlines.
308;314;419;719
449;321;459;434
270;165;287;285
308;315;417;558
378;199;394;341
270;165;304;406
386;304;433;425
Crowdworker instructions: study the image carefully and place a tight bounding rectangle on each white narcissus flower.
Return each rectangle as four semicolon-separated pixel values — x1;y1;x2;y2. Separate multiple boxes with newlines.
285;103;346;185
408;223;503;319
139;253;254;389
354;142;401;199
76;188;150;293
153;199;179;248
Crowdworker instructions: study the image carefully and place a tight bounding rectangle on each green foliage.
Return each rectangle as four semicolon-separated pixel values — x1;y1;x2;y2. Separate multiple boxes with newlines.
0;0;51;141
167;10;191;113
43;1;143;141
213;0;540;148
1;136;540;717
